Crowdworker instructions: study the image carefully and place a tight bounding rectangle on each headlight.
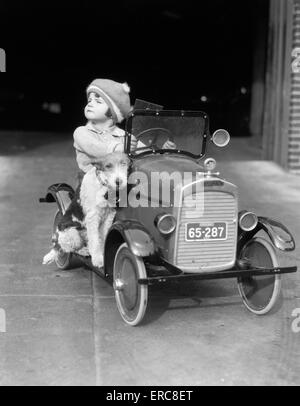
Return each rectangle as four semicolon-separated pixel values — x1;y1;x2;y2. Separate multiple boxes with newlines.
204;157;216;171
239;211;258;231
155;213;176;235
212;129;230;147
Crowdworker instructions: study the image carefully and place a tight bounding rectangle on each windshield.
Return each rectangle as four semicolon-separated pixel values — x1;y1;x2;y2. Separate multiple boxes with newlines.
125;110;208;158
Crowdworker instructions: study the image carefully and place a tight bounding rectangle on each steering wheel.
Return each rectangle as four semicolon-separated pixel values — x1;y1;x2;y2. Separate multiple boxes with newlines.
133;127;174;152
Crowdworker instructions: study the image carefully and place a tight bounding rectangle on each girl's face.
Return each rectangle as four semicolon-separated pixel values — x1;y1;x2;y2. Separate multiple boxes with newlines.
84;92;110;122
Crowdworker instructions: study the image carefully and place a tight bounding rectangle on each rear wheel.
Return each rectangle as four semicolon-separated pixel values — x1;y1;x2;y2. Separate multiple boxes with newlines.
113;242;148;326
237;237;281;315
52;210;73;270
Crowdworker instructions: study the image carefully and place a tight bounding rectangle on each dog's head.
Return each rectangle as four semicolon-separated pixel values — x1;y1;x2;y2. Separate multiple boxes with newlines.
92;152;131;190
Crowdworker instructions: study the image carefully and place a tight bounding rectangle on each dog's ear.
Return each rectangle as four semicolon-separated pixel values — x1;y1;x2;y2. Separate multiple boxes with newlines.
91;159;104;171
91;159;108;185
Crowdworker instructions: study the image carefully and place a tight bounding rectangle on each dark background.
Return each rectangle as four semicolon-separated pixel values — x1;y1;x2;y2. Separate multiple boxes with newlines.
0;0;269;134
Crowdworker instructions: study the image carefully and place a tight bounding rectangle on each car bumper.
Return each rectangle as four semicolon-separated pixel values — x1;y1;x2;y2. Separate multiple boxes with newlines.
138;264;297;286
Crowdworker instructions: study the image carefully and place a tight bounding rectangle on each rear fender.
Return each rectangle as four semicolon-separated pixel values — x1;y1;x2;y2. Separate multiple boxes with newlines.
39;183;75;214
238;216;296;253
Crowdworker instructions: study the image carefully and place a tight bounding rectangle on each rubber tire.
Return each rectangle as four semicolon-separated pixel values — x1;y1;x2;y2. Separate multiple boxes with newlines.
113;242;148;326
237;237;281;315
53;210;73;270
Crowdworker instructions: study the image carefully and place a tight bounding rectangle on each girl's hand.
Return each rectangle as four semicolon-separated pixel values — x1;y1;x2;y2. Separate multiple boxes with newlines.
162;140;176;149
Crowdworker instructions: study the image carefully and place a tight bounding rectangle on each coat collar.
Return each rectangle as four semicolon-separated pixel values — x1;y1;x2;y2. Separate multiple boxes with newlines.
86;122;124;137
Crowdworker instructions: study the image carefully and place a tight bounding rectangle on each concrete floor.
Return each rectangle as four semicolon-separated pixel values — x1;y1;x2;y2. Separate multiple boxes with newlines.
0;132;299;386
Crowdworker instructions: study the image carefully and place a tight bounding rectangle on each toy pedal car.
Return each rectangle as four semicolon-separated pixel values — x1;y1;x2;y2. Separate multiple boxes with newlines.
40;108;297;326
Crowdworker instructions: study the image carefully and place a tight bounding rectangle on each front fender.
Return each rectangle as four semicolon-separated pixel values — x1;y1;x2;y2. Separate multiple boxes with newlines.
108;220;157;257
104;220;157;279
238;216;296;253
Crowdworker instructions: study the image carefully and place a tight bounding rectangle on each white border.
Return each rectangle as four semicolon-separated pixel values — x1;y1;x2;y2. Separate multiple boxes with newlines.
184;221;228;242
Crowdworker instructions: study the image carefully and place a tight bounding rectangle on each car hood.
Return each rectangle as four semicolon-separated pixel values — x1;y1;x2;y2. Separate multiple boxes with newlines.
129;154;205;207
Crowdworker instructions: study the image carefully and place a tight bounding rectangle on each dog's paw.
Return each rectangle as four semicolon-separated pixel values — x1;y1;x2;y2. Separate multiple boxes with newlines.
42;249;57;265
91;252;104;268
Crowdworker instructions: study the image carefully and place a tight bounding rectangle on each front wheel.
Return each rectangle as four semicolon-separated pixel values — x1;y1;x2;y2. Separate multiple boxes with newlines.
113;243;148;326
237;237;281;315
52;210;73;270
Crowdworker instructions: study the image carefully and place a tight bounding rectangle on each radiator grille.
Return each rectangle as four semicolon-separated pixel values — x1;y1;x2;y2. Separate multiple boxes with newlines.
175;191;237;272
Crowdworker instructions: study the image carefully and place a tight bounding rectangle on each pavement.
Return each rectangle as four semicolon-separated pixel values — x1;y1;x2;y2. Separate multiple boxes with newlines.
0;131;299;386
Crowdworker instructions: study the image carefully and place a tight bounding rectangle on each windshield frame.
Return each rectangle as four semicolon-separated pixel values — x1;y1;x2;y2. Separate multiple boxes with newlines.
125;109;210;159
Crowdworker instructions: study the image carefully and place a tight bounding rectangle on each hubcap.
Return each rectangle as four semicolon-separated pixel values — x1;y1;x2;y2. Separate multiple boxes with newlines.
114;278;125;291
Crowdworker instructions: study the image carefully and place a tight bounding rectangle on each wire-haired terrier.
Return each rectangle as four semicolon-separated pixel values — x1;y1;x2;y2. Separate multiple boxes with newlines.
43;152;130;268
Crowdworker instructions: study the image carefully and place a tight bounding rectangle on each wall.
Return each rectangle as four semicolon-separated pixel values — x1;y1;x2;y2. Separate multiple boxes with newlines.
263;0;300;174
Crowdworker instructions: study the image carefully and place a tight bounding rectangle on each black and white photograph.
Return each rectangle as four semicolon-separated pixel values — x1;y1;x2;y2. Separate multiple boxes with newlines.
0;0;299;388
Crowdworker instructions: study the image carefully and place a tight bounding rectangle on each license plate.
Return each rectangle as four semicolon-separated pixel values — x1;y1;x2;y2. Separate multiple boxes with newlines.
185;222;227;241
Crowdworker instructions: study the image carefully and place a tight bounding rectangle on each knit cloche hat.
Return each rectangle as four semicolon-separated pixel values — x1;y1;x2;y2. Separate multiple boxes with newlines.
86;78;132;123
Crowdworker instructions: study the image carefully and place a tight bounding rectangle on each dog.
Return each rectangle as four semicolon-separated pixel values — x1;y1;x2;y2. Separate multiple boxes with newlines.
43;152;130;268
